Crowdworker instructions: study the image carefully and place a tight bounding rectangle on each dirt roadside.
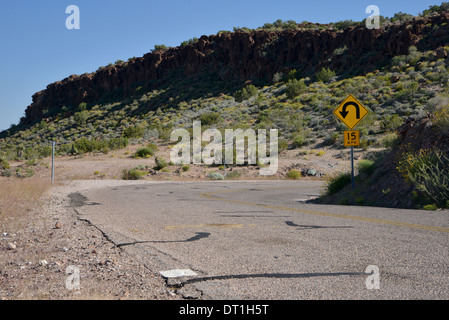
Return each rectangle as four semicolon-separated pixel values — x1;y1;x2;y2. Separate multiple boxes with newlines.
0;179;183;300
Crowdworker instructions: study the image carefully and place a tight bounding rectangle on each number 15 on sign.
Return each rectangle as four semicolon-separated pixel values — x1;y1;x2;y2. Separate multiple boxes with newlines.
344;130;360;147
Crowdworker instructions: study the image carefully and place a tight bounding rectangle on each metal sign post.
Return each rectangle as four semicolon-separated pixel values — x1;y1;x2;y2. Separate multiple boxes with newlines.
334;95;370;192
350;146;355;190
344;130;360;191
51;141;55;184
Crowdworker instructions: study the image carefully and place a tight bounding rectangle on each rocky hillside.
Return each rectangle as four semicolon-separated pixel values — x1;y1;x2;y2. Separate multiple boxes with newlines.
317;115;449;209
19;11;449;127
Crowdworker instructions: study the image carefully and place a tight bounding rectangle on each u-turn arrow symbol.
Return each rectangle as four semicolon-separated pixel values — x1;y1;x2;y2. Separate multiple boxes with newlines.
339;102;361;119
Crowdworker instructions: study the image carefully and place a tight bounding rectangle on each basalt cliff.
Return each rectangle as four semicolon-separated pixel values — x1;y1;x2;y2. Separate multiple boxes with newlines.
21;12;449;126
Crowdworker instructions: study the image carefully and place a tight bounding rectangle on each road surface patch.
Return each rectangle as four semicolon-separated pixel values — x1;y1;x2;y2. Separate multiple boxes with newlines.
160;269;198;278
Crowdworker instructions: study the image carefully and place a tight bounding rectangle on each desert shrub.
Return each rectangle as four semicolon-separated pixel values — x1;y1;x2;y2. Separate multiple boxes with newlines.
422;3;449;17
153;44;168;51
433;106;449;135
381;114;404;132
325;171;352;195
286;169;301;180
316;68;336;83
134;146;155;158
200;112;221;125
334;46;348;56
390;12;414;23
73;138;95;153
107;137;129;150
208;172;225;180
25;159;38;166
226;170;242;179
180;37;199;47
333;20;361;30
422;204;438;211
357;159;375;177
381;133;400;150
397;148;449;207
0;157;10;169
182;165;190;172
261;19;298;31
72;137;128;154
286;79;307;99
234;85;258;102
123;125;145;138
38;145;53;158
1;169;12;177
74;111;88;125
323;132;339;146
16;167;34;178
77;102;87;111
285;69;301;81
291;133;306;148
122;168;146;180
278;139;289;152
154;157;168;170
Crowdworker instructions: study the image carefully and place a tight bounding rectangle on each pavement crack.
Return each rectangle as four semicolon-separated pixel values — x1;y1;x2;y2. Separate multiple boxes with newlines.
72;208;119;247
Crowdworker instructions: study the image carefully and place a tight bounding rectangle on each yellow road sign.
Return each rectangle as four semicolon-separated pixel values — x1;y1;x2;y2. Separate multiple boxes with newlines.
334;95;369;129
344;130;360;147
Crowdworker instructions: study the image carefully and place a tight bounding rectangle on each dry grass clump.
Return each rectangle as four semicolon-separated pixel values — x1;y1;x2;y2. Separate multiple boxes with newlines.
0;177;50;231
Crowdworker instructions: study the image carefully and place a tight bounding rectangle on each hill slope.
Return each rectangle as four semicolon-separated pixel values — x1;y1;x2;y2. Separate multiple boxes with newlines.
8;10;449;130
0;6;448;211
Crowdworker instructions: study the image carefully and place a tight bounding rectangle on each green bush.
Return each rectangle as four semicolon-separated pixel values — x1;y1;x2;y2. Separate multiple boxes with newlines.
381;133;400;150
316;67;336;83
286;169;301;180
16;167;34;178
434;106;449;135
123;125;145;138
291;133;306;148
74;111;88;125
357;160;375;177
285;69;301;81
154;157;168;170
134;147;155;158
38;145;53;158
208;172;225;180
1;169;12;177
381;114;404;132
180;37;199;47
333;20;361;30
234;85;258;102
286;79;307;99
153;44;168;51
398;149;449;207
200;112;221;125
122;168;147;180
325;172;352;196
0;157;10;169
72;137;128;154
107;137;129;150
422;204;438;211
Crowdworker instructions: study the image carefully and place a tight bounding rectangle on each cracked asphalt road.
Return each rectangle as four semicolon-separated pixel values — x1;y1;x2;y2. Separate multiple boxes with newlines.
73;180;449;300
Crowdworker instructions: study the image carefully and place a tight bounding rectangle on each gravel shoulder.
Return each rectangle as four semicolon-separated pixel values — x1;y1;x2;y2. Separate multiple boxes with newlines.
0;179;183;300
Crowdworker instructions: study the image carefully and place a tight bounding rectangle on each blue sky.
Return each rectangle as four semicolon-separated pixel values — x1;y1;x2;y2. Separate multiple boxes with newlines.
0;0;443;131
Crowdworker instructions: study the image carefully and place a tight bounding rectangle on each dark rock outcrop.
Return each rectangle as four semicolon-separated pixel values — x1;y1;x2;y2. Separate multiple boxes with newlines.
20;12;449;126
